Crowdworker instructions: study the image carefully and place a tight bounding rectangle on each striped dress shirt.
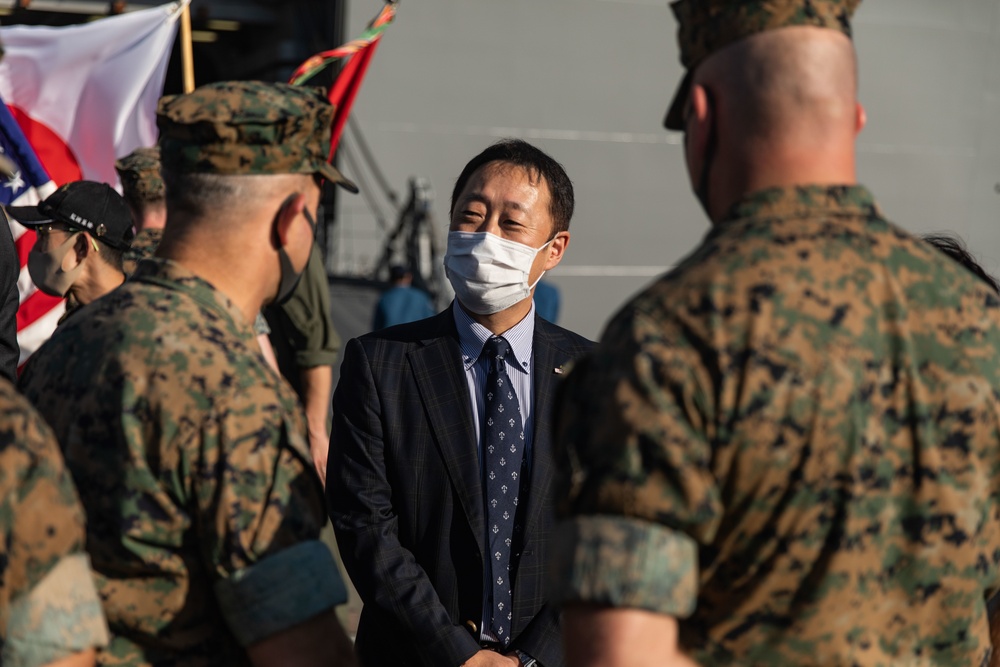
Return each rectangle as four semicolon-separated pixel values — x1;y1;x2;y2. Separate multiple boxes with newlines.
452;301;538;664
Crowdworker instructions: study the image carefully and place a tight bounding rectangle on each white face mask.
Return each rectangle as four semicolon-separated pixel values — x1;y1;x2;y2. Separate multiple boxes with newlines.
444;231;551;315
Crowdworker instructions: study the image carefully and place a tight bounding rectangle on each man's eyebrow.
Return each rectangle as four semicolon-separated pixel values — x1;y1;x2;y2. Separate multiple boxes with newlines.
459;192;526;212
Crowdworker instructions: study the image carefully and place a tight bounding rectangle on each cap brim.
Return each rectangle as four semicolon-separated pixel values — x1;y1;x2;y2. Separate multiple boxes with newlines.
4;205;53;227
664;70;693;131
318;162;359;194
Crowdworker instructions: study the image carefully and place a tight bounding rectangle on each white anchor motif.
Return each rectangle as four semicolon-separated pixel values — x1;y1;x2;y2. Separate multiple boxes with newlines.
487;417;493;426
497;576;504;585
488;445;495;454
491;499;497;508
507;391;513;400
503;511;510;520
512;471;518;480
509;418;515;428
510;444;516;453
487;393;493;401
498;404;505;413
501;485;508;494
493;524;499;534
499;431;506;440
500;457;506;466
495;551;502;560
498;601;505;610
489;471;496;480
505;537;511;546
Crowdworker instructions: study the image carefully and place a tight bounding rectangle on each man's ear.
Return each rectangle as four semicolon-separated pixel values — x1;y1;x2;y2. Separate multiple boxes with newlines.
72;233;91;264
274;192;306;248
688;83;713;162
855;101;867;135
542;231;570;271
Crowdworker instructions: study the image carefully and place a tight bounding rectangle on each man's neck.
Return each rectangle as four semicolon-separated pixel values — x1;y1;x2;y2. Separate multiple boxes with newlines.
138;207;167;232
460;297;533;336
72;262;125;306
709;145;858;223
156;231;268;326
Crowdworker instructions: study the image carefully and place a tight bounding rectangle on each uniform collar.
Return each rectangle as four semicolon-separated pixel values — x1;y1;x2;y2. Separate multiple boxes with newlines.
453;300;535;374
721;184;880;225
131;257;253;338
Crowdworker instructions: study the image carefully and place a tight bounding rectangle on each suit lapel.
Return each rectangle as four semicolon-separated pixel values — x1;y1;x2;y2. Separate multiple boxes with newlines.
525;321;561;540
408;315;485;556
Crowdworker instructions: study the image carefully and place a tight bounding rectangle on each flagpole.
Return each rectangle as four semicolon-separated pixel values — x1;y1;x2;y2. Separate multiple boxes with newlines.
180;1;195;93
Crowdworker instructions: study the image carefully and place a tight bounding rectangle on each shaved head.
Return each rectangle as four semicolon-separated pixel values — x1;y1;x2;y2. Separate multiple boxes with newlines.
683;25;864;221
695;25;859;149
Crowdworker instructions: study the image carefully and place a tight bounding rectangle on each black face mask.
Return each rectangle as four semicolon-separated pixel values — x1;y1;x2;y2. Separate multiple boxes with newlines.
273;205;317;306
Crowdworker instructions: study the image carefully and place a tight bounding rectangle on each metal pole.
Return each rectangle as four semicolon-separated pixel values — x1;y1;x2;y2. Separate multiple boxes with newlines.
321;0;347;276
179;1;195;93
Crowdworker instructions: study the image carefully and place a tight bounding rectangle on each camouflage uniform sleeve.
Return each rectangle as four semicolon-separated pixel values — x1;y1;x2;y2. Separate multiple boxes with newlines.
193;393;346;646
549;306;722;618
1;387;109;666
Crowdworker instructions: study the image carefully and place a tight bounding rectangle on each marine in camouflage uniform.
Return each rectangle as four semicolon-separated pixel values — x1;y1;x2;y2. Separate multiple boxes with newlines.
121;228;162;276
551;2;1000;665
19;81;358;666
115;147;165;276
0;378;109;666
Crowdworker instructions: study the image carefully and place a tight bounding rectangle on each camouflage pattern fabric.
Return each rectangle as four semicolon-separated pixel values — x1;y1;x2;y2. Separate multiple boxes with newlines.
664;0;861;129
115;147;165;204
552;184;1000;665
122;232;269;337
19;258;331;666
0;378;108;665
121;228;163;276
157;81;357;192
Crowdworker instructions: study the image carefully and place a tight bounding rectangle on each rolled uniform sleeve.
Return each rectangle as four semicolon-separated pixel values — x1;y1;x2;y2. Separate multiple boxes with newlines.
194;395;346;645
550;308;721;617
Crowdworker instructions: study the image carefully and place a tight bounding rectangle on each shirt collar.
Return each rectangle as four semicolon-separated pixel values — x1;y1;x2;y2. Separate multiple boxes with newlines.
453;300;535;374
720;184;880;226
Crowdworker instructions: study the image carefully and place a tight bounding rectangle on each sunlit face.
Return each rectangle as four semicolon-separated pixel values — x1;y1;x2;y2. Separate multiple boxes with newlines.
450;161;557;285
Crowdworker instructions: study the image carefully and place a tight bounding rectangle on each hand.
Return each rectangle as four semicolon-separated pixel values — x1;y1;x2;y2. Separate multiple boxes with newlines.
308;425;328;486
461;649;520;666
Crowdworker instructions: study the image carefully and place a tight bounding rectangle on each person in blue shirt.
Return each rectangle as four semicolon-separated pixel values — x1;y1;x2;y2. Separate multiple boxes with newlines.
372;265;436;331
532;280;560;324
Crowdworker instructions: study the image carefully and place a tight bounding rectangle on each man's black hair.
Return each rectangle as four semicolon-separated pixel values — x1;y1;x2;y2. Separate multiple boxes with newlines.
924;233;1000;295
449;139;575;235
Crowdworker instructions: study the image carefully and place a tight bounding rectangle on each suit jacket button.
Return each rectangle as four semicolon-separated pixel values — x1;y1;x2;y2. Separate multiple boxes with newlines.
464;620;478;636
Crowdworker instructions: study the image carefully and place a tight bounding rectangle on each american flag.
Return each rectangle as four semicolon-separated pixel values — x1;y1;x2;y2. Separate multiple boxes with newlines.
0;97;61;367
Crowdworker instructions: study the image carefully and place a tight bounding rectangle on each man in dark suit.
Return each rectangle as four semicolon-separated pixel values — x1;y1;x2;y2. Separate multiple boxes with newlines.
329;139;592;667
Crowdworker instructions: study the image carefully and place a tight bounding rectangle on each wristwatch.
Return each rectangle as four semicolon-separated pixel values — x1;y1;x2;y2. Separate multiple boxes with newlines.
513;649;537;667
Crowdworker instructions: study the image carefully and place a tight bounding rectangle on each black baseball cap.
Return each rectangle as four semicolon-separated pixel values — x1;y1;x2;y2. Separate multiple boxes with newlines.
6;180;135;250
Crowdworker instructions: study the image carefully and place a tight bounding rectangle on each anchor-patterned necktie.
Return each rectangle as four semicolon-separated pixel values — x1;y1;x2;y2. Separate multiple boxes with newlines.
481;335;525;646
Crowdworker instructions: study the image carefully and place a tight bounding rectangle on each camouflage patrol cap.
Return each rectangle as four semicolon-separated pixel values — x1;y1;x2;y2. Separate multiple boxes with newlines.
157;80;359;193
664;0;861;130
115;147;165;203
